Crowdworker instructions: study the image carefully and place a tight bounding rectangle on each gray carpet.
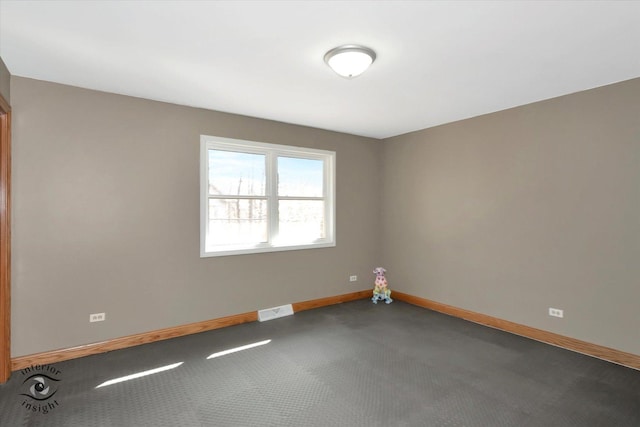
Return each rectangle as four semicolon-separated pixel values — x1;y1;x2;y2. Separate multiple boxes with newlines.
1;299;639;426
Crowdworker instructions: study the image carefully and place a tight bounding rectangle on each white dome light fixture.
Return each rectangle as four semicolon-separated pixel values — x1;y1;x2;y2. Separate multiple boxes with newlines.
324;45;376;79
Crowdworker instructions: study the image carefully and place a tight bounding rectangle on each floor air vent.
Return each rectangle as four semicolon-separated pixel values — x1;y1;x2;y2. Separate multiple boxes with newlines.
258;304;294;322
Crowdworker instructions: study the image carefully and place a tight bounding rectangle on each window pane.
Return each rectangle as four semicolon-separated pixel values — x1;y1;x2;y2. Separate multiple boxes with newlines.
208;198;267;246
278;157;323;197
208;150;265;196
278;200;325;243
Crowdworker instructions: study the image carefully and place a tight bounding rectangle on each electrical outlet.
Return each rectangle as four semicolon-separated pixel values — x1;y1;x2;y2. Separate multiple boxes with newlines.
548;308;563;318
90;312;106;322
349;275;358;282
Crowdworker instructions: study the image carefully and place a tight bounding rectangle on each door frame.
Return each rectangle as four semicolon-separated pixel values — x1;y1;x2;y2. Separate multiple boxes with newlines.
0;93;11;383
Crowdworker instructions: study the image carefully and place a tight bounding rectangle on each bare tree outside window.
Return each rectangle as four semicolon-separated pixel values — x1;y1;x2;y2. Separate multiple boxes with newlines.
201;136;335;257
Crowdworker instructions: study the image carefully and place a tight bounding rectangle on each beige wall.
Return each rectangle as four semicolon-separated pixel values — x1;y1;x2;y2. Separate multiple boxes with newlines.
381;78;640;355
10;72;640;359
11;77;381;357
0;57;9;103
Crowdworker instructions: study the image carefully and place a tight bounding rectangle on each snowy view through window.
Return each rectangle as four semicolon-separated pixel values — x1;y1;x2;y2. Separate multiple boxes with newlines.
201;137;334;256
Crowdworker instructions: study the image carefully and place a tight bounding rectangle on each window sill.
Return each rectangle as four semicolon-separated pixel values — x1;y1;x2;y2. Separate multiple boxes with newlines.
200;241;336;258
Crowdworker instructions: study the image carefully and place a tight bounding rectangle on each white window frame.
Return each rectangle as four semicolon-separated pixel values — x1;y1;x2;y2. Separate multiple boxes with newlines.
200;135;336;257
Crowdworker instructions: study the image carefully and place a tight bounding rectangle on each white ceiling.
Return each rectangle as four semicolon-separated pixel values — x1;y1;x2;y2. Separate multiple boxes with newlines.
1;1;639;139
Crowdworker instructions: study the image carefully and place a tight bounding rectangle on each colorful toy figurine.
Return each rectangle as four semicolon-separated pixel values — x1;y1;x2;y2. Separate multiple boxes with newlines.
372;267;393;304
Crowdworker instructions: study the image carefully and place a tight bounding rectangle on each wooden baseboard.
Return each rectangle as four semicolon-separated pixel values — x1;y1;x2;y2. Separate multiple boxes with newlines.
393;291;640;371
292;289;372;312
19;289;634;373
11;289;372;371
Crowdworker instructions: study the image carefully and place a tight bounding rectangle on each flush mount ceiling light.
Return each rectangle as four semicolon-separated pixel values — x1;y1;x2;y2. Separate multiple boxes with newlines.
324;45;376;79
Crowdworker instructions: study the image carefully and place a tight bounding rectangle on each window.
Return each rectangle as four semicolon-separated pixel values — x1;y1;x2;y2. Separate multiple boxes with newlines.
200;135;335;257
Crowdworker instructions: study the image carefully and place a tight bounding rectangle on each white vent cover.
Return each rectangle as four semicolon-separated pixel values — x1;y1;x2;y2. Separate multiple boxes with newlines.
258;304;294;322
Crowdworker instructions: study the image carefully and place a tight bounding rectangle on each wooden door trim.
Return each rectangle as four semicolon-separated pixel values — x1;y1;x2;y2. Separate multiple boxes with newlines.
0;93;11;383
